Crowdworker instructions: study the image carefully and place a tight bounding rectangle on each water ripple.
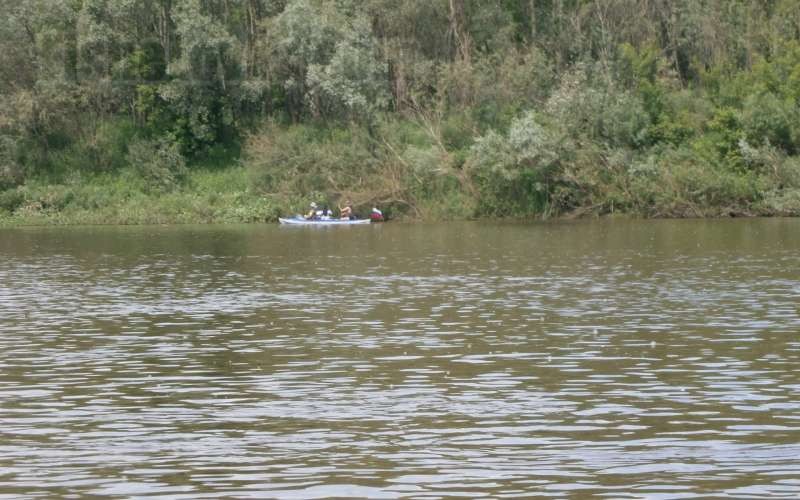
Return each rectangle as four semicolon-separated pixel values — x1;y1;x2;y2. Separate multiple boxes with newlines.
2;221;800;498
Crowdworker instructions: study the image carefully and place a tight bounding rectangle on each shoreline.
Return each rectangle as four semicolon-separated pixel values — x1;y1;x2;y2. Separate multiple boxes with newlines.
3;206;796;229
3;162;800;229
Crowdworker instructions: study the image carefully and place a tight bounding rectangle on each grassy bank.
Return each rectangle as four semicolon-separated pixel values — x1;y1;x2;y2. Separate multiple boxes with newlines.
3;138;800;228
0;167;283;227
4;115;800;227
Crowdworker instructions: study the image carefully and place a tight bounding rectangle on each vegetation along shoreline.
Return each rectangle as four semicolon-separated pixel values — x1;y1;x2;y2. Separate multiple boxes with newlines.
3;1;800;227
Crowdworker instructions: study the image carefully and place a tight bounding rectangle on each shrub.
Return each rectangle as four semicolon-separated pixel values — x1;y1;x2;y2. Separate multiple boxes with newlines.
126;137;187;192
623;145;762;217
0;188;25;213
757;188;800;215
0;136;24;190
545;65;648;148
467;111;568;216
37;185;76;211
740;92;796;154
245;123;378;196
402;145;444;182
83;118;139;172
693;107;745;170
440;112;477;151
775;156;800;189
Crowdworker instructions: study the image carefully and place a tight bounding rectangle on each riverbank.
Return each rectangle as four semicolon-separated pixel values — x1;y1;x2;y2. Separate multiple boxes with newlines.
5;111;800;228
0;167;281;227
3;162;800;228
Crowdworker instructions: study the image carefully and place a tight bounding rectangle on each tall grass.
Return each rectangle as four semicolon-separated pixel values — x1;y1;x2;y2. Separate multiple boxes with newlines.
0;167;282;226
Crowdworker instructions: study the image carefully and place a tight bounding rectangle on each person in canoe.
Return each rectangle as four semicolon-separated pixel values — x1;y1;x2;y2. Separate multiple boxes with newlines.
339;199;353;220
370;207;384;222
304;202;319;220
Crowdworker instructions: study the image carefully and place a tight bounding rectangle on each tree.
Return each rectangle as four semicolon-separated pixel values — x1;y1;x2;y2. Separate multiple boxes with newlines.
306;16;388;122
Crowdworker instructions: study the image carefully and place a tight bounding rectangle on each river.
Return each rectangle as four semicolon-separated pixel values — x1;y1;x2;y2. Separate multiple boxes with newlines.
1;219;800;498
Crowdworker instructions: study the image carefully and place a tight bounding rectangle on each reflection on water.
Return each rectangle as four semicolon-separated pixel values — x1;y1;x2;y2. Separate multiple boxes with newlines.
1;219;800;498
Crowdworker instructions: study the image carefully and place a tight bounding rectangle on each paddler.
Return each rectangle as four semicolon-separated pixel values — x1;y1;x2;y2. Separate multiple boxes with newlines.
370;207;384;222
304;202;318;219
339;199;353;220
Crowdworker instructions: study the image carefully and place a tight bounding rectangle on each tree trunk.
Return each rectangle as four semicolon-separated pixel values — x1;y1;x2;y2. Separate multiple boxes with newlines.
245;0;260;78
554;0;563;69
64;16;79;83
448;0;471;64
594;0;612;80
158;0;172;65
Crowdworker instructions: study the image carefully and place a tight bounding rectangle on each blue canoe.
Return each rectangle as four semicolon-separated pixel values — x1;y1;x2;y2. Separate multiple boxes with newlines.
279;216;371;225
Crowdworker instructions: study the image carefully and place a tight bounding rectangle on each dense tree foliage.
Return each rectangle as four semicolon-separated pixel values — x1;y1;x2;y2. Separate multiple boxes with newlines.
2;0;800;221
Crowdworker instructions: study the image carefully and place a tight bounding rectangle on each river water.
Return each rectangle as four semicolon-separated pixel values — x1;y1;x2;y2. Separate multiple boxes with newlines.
1;219;800;498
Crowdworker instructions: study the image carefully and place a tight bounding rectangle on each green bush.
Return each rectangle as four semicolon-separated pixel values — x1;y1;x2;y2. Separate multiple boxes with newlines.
757;188;800;215
441;112;476;151
740;92;796;154
84;118;139;172
545;66;649;148
694;107;745;170
37;185;76;211
245;123;378;196
412;173;475;219
775;156;800;189
623;145;762;217
0;189;25;213
644;89;704;147
126;137;187;192
0;136;24;190
467;111;566;216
